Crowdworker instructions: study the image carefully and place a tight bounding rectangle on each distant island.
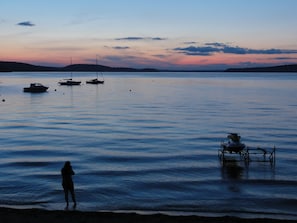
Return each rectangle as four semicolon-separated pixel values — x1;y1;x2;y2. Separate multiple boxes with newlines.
0;61;158;72
225;64;297;72
0;61;297;72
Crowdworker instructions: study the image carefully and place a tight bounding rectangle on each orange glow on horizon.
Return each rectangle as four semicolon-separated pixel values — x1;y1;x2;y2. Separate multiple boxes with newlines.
1;46;296;69
173;53;289;68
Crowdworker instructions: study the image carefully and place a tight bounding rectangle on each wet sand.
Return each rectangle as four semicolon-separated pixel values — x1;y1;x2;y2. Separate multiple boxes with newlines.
0;207;296;223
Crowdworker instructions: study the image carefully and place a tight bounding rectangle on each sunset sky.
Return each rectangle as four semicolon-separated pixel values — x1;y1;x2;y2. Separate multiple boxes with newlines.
1;0;297;69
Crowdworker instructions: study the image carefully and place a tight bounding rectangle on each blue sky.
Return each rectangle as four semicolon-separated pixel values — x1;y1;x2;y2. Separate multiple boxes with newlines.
1;0;297;69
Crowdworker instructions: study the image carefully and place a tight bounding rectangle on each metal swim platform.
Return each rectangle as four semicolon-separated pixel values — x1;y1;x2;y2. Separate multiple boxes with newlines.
218;146;276;164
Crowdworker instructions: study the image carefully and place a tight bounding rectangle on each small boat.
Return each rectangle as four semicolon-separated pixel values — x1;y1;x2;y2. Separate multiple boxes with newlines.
86;78;104;84
218;133;276;164
221;133;246;153
86;56;105;85
59;78;81;86
59;58;81;86
23;83;49;93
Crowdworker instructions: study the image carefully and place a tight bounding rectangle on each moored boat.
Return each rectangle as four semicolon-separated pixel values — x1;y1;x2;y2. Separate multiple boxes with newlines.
86;78;104;84
59;79;81;86
59;58;81;86
23;83;49;93
86;56;105;84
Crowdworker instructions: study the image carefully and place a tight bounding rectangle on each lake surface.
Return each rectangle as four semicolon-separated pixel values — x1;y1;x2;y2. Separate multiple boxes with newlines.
0;72;296;219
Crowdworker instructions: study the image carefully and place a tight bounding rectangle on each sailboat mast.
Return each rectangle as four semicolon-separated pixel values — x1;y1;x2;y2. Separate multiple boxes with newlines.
70;57;73;79
96;55;98;79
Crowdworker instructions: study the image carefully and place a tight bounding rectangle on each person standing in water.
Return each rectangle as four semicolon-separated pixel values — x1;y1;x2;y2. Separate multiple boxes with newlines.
61;161;77;208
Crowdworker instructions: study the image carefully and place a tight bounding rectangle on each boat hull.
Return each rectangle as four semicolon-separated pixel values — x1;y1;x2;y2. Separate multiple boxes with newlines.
86;79;104;84
23;83;48;93
59;80;81;86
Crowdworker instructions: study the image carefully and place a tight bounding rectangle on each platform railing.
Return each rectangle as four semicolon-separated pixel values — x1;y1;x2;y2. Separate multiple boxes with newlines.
218;146;276;164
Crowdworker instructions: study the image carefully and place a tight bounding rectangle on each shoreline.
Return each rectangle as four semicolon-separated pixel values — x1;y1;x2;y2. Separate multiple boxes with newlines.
1;207;296;223
1;61;297;73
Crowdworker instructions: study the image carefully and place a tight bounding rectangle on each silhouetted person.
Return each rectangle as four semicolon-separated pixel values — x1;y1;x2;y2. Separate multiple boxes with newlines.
61;161;76;208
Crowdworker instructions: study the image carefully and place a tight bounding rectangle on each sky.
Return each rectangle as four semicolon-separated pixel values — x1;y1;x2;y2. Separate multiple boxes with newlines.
1;0;297;69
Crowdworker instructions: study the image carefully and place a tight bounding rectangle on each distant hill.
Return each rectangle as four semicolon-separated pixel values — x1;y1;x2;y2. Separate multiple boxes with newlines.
63;64;158;72
1;61;297;73
0;61;59;72
225;64;297;72
0;61;158;72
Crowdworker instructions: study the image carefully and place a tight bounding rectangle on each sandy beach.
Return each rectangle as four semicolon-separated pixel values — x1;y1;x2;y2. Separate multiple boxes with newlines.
1;207;296;223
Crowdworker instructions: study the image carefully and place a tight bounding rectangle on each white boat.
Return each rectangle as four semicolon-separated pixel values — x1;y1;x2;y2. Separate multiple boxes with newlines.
23;83;48;93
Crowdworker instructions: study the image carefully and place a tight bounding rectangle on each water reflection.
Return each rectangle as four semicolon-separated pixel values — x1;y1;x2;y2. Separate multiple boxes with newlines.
221;160;245;180
220;160;246;193
220;158;276;182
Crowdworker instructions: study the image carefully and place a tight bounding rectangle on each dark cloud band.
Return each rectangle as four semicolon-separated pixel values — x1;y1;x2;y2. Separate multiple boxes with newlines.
115;37;166;41
113;46;130;50
17;21;35;27
174;42;297;56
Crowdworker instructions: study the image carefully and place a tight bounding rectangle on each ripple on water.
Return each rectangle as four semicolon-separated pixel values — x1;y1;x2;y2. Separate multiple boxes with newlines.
0;72;296;219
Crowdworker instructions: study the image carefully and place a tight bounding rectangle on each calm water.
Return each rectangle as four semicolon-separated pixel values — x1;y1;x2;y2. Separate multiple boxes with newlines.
0;72;296;219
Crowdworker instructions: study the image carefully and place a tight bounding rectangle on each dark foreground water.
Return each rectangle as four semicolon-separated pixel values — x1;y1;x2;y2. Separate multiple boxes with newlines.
0;72;296;219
